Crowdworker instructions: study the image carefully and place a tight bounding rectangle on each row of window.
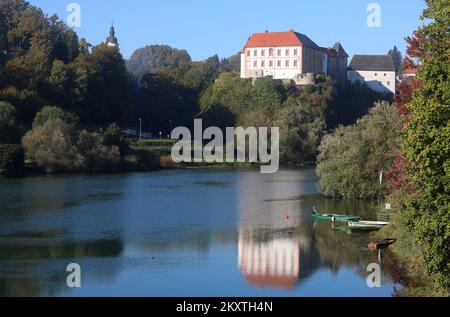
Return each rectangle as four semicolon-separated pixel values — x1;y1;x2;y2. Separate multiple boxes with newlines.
250;60;299;68
247;48;298;57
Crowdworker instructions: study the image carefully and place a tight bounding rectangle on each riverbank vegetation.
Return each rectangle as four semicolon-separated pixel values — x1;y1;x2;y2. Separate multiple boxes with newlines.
315;0;449;295
317;101;402;199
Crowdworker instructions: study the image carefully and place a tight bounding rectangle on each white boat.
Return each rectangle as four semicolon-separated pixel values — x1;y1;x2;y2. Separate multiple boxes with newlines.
349;220;390;226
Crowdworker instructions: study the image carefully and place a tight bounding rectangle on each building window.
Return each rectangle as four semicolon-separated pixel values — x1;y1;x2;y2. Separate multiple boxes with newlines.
285;49;289;56
375;73;377;76
269;61;273;67
294;49;298;56
277;60;281;67
294;60;297;67
277;49;281;56
261;61;265;67
387;81;391;86
285;60;289;67
254;61;257;68
384;73;387;76
247;50;250;57
254;50;257;57
261;50;265;57
269;48;273;56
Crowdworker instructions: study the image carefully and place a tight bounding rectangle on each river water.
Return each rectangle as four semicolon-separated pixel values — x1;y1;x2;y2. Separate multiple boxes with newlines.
0;168;402;296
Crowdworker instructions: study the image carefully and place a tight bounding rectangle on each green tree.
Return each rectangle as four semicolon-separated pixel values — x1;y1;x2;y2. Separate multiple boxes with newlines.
32;106;78;128
0;101;20;143
388;46;403;75
317;102;402;199
402;0;450;288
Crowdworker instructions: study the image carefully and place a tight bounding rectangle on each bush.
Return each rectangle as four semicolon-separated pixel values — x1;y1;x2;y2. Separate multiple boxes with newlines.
160;155;177;169
22;119;84;173
77;130;121;172
103;123;129;155
0;144;24;177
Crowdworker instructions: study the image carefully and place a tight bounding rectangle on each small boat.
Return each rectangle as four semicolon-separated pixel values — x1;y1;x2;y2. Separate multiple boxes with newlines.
312;207;361;222
368;238;397;250
332;225;380;234
347;222;384;230
349;220;390;227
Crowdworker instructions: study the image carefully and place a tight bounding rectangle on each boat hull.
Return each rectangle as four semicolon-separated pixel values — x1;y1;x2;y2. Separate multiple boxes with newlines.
312;214;361;222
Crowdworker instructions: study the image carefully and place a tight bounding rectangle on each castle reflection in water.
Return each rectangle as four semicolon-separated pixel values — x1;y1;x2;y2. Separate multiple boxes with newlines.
236;170;321;289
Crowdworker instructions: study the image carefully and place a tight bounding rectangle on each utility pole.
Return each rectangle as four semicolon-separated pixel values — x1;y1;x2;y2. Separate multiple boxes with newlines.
139;118;142;140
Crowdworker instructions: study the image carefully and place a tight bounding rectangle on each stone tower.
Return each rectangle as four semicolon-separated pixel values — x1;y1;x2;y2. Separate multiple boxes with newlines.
106;24;119;49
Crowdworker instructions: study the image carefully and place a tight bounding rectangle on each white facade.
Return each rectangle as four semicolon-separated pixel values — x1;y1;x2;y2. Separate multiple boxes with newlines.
240;46;303;80
348;70;396;94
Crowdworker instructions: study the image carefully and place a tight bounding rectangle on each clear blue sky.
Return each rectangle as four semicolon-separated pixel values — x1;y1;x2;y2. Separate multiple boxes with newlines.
29;0;426;61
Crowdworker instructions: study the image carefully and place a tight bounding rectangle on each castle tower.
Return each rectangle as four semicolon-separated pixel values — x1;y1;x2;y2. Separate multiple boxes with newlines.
106;24;119;49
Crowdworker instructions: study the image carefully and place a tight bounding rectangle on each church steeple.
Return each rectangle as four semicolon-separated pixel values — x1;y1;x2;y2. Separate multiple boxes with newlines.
106;24;119;49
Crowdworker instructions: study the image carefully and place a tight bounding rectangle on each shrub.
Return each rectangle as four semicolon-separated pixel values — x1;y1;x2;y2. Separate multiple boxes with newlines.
77;130;121;172
103;123;129;155
22;119;84;173
0;144;24;177
160;155;177;169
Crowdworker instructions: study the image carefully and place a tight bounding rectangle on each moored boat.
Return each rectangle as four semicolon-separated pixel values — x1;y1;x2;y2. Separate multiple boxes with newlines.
349;220;390;227
347;222;384;230
368;238;397;250
312;207;361;222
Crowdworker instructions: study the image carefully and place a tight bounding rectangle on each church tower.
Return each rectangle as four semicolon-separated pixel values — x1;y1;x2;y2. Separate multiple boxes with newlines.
106;24;119;49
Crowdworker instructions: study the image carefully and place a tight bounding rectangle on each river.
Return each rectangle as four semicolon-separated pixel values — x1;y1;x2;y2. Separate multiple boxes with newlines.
0;168;402;296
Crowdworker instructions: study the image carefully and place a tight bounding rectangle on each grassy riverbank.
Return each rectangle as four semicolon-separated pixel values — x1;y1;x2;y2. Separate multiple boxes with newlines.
376;215;450;297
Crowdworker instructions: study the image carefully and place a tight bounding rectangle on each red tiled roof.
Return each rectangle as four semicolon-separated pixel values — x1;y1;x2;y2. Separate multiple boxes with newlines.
243;30;320;50
245;274;298;290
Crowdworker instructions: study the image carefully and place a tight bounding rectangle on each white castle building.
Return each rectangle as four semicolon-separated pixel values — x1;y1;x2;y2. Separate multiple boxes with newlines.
240;30;348;86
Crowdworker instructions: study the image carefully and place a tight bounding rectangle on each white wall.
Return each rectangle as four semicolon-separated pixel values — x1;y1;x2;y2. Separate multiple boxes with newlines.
240;46;303;80
348;70;396;94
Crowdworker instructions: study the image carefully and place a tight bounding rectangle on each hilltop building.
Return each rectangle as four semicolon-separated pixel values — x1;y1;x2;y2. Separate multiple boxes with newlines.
106;25;119;49
347;55;396;94
322;42;349;86
240;30;348;86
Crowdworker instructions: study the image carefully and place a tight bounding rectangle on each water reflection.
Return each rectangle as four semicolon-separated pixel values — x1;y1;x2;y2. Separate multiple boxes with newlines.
0;169;403;296
236;170;399;293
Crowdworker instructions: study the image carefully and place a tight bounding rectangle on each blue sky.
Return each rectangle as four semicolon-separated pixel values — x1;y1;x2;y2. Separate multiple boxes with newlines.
29;0;426;61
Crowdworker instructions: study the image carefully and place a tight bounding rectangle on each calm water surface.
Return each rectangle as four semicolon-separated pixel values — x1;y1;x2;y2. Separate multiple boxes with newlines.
0;169;402;296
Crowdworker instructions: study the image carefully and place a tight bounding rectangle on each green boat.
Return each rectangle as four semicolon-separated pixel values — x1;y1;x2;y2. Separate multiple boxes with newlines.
312;207;361;222
333;225;382;234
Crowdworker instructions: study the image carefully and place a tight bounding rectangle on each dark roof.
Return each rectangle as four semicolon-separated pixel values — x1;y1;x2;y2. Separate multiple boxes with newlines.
294;32;321;50
320;47;337;57
348;55;395;72
332;42;349;57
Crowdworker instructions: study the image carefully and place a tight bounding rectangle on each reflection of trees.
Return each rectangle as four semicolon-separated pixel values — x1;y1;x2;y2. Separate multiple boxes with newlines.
0;238;124;297
313;221;398;285
0;239;123;260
